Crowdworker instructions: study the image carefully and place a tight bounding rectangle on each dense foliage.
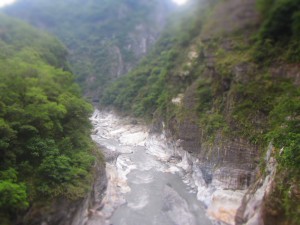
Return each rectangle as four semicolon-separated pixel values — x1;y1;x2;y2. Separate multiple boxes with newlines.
0;14;97;224
256;0;300;61
4;0;174;98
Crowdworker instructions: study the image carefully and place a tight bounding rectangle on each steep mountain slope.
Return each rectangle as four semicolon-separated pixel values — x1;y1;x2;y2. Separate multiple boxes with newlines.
0;14;103;225
102;0;300;224
3;0;174;99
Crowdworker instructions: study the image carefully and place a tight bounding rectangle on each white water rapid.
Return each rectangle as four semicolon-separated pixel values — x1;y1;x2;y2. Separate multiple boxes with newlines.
87;109;214;225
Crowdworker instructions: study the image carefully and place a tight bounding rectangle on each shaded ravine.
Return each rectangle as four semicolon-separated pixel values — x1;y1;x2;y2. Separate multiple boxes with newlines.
87;109;213;225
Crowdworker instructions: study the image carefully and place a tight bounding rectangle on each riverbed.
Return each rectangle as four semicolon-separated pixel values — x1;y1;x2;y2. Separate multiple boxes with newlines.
88;109;213;225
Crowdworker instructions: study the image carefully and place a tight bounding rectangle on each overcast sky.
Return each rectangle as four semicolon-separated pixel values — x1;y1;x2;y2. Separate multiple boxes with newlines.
0;0;16;7
173;0;188;5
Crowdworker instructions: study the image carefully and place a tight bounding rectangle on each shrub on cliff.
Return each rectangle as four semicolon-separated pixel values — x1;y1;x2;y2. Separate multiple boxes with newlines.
256;0;300;61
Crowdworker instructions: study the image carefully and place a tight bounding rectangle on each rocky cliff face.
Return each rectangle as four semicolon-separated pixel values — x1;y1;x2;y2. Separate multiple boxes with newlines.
102;0;299;224
157;0;299;223
3;0;174;99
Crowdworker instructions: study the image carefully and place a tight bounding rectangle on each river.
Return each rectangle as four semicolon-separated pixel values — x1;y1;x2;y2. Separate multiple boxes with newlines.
88;109;213;225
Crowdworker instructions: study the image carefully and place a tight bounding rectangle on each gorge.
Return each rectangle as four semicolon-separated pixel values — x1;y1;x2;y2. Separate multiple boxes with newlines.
84;107;277;225
0;0;299;224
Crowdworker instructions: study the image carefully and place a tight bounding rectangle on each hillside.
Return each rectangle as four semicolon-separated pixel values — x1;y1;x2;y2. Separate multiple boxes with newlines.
102;0;300;224
3;0;174;99
0;14;102;225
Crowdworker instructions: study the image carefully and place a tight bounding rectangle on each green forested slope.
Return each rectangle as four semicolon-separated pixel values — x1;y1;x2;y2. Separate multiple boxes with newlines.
102;0;300;223
102;0;215;116
4;0;174;98
0;14;98;225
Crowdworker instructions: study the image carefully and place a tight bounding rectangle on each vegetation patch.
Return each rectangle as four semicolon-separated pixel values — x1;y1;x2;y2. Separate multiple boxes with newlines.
0;14;101;224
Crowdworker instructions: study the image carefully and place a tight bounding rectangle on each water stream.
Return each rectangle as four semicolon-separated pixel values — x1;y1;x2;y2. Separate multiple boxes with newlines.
88;110;213;225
